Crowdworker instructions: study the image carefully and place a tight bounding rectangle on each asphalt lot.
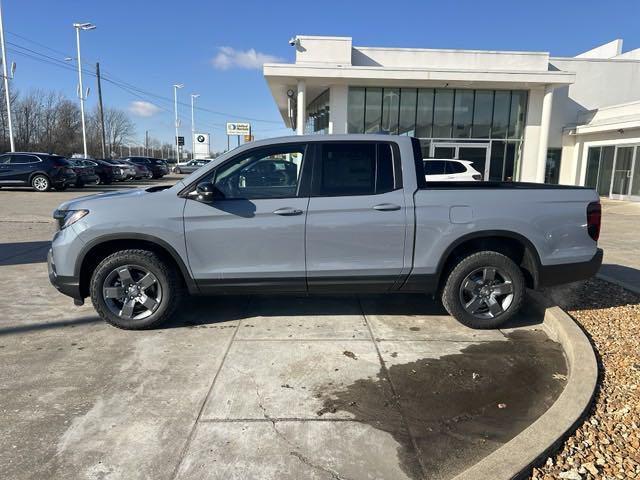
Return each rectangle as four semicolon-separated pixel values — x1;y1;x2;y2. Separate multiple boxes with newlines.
0;176;568;480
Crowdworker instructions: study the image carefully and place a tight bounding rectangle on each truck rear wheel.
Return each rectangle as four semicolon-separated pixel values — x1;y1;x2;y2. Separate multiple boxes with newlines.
90;249;184;329
442;251;524;329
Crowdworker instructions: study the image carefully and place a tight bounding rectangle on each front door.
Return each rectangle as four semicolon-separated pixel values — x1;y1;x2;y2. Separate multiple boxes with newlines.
431;143;490;179
183;143;309;292
611;146;635;199
305;141;407;292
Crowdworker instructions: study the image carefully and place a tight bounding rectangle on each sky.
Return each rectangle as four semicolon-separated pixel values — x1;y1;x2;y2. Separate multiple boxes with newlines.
3;0;640;151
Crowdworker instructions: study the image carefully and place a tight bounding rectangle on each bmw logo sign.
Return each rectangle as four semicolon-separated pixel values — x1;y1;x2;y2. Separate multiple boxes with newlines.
197;135;205;143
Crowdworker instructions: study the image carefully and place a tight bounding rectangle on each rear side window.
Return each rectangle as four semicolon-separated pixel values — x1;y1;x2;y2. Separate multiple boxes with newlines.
315;142;396;196
446;161;466;174
10;154;39;164
424;160;446;175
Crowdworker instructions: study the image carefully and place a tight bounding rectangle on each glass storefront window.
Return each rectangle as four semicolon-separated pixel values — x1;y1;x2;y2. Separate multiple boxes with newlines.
398;88;417;136
433;89;454;138
504;142;519;181
585;147;601;189
597;146;615;196
489;141;505;181
381;88;400;134
364;88;382;133
545;148;562;184
347;87;365;133
632;147;640;196
306;89;330;134
348;86;527;140
492;91;511;139
473;90;493;138
415;89;434;138
508;91;527;139
453;90;474;138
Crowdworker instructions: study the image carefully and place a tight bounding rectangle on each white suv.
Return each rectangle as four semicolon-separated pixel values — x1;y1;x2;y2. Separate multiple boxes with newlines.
423;159;482;181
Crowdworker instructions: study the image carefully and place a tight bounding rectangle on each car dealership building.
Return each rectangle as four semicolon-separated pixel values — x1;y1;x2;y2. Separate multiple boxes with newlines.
264;36;640;200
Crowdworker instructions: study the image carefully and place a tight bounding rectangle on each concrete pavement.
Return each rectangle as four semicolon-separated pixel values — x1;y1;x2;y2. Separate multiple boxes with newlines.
598;198;640;293
0;179;568;480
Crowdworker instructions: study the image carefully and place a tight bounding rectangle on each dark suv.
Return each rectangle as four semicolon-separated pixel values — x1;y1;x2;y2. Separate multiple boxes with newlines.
123;157;168;179
0;152;76;191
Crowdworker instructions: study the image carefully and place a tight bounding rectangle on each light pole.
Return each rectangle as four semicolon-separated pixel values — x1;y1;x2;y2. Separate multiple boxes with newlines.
173;83;184;162
0;0;15;152
190;93;200;159
73;22;96;158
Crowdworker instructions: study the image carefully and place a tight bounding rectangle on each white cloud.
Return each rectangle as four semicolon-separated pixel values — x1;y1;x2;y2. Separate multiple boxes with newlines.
129;101;161;117
211;46;283;70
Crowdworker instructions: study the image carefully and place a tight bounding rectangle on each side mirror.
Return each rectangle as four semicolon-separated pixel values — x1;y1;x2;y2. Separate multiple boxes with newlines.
196;182;224;202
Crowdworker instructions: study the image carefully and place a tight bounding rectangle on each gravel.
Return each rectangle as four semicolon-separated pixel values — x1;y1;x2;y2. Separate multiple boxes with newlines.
530;279;640;480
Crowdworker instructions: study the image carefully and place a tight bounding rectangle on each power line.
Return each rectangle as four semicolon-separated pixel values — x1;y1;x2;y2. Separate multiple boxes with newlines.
6;32;283;125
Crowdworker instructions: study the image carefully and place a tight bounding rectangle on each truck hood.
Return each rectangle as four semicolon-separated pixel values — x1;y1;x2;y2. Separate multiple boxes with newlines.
56;181;184;211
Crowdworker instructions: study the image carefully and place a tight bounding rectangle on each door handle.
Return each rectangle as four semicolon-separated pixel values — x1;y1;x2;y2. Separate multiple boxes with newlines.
273;207;303;216
373;203;401;211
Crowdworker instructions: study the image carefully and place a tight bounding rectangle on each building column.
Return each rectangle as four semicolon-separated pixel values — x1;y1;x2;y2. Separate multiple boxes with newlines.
328;85;348;134
535;85;555;183
296;79;306;135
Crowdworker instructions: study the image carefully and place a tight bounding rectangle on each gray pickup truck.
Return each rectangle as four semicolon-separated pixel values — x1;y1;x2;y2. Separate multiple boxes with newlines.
48;135;603;330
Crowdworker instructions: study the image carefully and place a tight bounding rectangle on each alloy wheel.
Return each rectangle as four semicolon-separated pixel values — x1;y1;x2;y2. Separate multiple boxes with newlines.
102;265;163;320
458;267;514;319
33;176;49;191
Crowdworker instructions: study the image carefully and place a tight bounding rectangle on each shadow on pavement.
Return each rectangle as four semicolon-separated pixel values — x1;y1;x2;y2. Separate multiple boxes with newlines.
598;263;640;293
0;240;50;266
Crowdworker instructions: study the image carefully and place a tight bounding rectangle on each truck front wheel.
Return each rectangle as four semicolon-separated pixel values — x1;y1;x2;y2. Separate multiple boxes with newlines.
442;251;525;329
90;249;184;329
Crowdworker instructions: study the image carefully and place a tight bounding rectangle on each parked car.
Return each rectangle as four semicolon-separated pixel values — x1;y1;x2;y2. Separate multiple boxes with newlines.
119;160;152;180
0;152;76;191
174;159;211;174
123;156;168;179
424;159;482;181
68;159;99;187
103;159;136;180
48;135;603;330
89;159;129;184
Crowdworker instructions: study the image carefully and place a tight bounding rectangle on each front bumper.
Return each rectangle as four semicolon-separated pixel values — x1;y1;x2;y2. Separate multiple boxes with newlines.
537;248;603;288
47;249;82;301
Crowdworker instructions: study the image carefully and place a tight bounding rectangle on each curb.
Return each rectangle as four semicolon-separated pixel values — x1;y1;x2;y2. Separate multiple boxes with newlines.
453;290;598;480
596;272;640;295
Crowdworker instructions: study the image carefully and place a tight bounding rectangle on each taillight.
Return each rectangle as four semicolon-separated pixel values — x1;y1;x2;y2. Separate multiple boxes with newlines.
587;201;601;241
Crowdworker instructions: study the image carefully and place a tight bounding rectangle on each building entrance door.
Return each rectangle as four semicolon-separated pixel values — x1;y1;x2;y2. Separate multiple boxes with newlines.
430;142;491;179
611;146;635;199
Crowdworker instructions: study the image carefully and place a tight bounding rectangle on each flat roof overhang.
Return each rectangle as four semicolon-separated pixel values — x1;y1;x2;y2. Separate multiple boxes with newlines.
264;63;575;127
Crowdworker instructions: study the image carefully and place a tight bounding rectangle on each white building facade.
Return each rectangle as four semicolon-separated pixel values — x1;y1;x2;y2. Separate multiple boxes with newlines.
264;36;640;200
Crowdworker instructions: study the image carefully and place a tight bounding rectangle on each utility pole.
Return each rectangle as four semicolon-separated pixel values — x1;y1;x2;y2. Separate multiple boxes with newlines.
173;84;183;163
0;0;14;152
73;22;96;158
145;130;149;156
190;93;199;160
95;62;107;158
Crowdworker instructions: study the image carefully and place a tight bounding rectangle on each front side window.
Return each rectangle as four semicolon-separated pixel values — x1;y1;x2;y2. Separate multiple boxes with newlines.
211;144;305;199
315;143;396;196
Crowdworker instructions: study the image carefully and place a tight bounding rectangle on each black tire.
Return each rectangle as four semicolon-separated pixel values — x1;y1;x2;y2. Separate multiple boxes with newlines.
441;251;525;329
90;249;184;329
31;174;50;192
175;168;182;174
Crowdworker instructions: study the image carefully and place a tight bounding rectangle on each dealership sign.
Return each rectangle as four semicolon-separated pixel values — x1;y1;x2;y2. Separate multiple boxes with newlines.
193;132;210;159
226;122;251;136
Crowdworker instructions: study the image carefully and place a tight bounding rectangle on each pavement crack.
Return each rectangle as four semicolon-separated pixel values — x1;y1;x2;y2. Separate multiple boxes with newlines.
228;365;351;480
290;450;349;480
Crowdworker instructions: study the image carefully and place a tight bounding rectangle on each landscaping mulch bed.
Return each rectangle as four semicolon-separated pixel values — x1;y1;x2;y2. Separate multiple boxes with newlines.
530;279;640;480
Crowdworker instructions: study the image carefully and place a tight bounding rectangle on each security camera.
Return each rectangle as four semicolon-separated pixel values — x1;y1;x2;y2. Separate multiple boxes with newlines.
288;37;299;47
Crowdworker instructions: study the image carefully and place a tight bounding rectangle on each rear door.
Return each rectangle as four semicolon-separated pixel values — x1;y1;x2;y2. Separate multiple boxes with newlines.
184;143;310;292
305;141;407;292
7;154;40;183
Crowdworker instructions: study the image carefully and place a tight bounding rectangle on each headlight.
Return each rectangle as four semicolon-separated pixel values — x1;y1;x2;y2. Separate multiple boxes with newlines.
53;209;89;230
